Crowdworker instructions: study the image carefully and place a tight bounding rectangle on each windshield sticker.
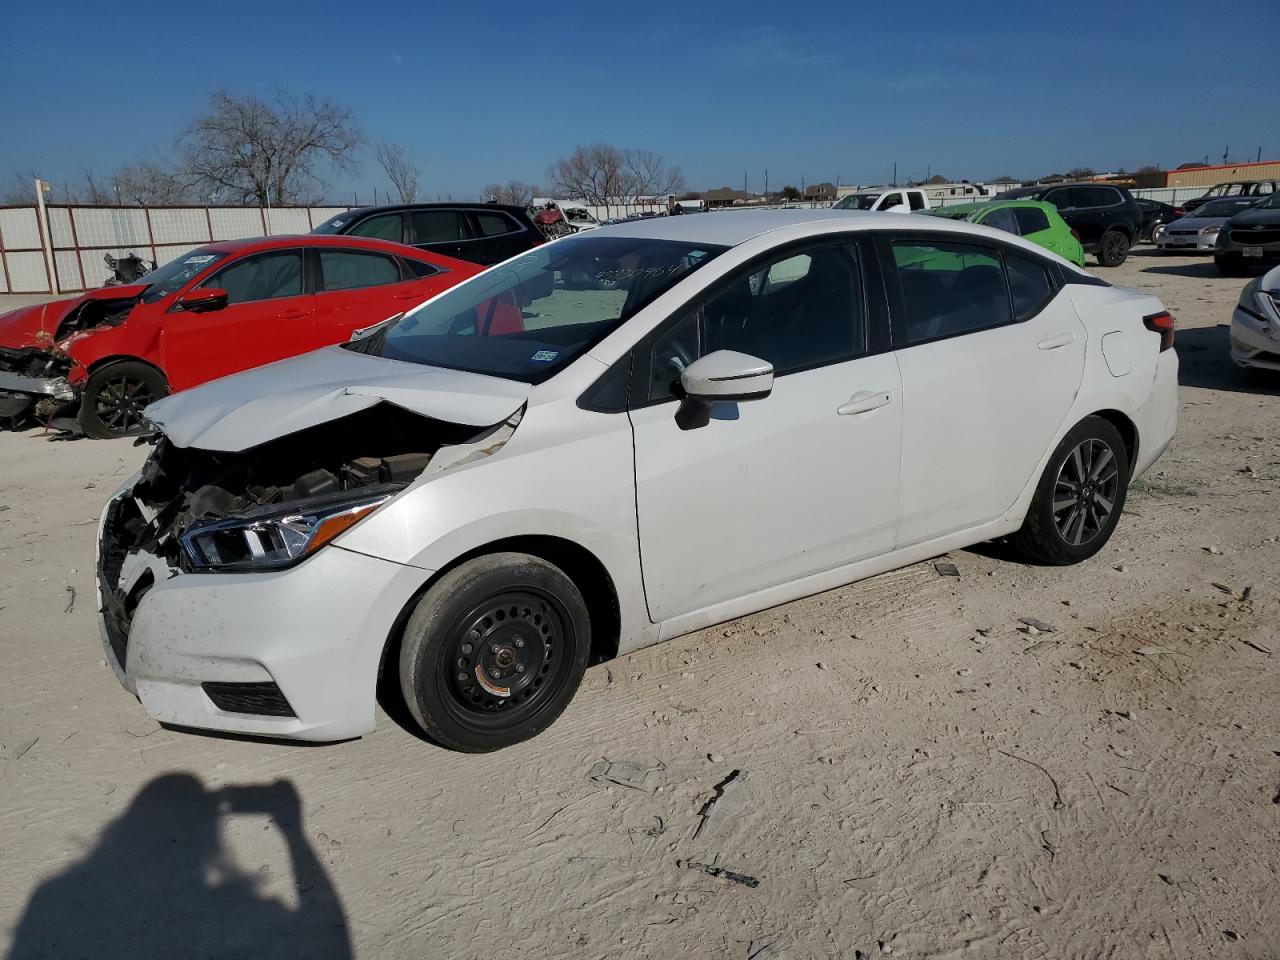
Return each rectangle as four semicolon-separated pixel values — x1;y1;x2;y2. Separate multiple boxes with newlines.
530;350;559;363
183;254;217;264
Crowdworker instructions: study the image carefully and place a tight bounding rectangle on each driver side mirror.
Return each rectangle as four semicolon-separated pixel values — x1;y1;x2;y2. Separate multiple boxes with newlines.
680;350;774;402
178;288;228;313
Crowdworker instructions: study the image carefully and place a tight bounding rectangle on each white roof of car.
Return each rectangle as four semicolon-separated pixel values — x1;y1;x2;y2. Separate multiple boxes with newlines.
591;209;972;247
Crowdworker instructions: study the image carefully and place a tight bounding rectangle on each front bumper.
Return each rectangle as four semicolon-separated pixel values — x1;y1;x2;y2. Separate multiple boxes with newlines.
1216;238;1280;262
97;496;433;741
1229;306;1280;370
1157;233;1218;252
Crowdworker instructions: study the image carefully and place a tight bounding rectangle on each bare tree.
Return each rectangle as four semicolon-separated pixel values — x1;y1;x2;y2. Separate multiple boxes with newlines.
103;161;194;205
482;180;538;205
373;140;420;203
179;90;362;205
1066;166;1097;180
622;148;685;198
550;144;683;216
1134;164;1163;176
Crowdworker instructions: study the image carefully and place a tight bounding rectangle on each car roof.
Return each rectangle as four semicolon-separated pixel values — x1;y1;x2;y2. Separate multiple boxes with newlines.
584;208;1056;248
200;234;435;257
336;202;530;218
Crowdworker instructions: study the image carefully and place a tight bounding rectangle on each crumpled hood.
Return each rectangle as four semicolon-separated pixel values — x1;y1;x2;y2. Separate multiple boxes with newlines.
145;345;530;452
0;298;81;348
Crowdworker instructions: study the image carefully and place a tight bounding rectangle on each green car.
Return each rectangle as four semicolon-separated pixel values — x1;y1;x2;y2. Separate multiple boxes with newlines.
924;200;1085;267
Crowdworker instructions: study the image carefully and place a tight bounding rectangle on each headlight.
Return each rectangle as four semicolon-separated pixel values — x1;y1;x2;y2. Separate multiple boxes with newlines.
180;491;393;572
1200;224;1221;236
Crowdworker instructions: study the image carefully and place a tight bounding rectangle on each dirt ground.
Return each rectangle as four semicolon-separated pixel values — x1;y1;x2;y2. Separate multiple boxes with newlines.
1;249;1277;960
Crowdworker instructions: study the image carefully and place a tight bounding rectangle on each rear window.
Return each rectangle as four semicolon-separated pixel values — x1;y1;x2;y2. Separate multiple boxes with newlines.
1013;207;1051;235
474;212;517;237
319;250;402;291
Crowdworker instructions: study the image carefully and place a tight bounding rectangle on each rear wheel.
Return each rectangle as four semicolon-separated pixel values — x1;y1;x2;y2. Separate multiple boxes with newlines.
1010;416;1130;565
78;361;168;439
398;553;590;752
1096;229;1131;267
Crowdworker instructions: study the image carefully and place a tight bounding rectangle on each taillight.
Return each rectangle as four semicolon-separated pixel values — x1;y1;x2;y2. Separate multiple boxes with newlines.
1172;207;1184;216
1144;310;1175;351
1070;228;1081;242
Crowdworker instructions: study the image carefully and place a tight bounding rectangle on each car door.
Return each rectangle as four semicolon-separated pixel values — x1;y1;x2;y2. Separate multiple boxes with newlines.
1012;206;1066;259
161;248;314;389
311;247;442;344
978;205;1020;237
408;209;475;262
878;191;906;213
629;238;902;623
346;211;407;244
879;235;1086;546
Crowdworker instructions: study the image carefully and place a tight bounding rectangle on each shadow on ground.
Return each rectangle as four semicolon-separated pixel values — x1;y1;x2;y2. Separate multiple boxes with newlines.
1176;325;1280;394
8;774;351;960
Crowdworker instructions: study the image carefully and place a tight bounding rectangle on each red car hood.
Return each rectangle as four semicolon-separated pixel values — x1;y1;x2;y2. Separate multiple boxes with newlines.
0;285;148;349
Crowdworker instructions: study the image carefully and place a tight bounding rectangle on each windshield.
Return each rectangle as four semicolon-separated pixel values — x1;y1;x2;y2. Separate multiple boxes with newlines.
353;235;726;383
832;194;879;210
137;249;228;304
312;211;356;234
1196;199;1256;218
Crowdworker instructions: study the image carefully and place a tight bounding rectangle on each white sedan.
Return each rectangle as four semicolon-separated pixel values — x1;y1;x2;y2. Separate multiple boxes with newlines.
98;211;1179;751
1229;264;1280;375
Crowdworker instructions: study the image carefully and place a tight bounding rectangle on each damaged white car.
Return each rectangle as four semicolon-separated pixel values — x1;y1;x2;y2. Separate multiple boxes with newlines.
1230;264;1280;376
98;211;1179;751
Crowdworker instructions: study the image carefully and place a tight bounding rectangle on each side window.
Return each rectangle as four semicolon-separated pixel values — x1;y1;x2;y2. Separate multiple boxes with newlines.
474;212;516;237
1005;252;1056;321
982;207;1020;235
880;192;903;209
908;192;926;211
402;257;440;279
1013;206;1051;235
889;241;1011;344
319;250;402;291
1045;189;1073;210
348;213;403;242
204;251;304;305
647;244;863;402
410;210;470;244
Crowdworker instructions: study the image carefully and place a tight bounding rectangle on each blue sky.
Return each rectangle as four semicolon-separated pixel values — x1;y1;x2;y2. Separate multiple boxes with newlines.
3;0;1277;201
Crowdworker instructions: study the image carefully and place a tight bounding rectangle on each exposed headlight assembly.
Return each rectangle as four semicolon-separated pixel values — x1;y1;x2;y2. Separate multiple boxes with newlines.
180;491;393;572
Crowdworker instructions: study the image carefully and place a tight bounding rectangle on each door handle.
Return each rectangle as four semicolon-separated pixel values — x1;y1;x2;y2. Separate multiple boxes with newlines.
394;290;424;300
1037;332;1076;350
277;308;311;319
837;391;892;416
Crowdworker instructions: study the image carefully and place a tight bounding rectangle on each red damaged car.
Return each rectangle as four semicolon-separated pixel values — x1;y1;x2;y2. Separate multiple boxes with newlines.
0;235;481;438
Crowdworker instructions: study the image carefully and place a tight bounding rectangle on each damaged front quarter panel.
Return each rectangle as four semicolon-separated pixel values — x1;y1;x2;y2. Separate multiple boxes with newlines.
98;402;524;669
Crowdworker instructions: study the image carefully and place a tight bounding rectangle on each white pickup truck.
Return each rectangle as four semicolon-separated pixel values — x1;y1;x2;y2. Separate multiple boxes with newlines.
831;187;930;213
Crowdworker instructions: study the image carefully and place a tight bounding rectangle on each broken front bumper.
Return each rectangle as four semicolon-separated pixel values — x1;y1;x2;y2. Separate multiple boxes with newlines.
96;492;434;741
1230;305;1280;370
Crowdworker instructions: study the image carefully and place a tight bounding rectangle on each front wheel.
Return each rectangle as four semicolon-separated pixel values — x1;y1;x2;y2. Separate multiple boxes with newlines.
398;553;590;752
1096;230;1131;267
1010;416;1130;565
78;360;168;439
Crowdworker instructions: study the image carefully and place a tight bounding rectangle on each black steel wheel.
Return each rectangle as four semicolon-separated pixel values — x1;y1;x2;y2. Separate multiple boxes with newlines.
78;361;168;439
1011;416;1130;565
1096;229;1131;267
399;553;590;752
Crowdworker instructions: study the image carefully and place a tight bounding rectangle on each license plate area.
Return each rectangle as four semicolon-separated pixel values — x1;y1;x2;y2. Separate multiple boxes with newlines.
1243;246;1264;257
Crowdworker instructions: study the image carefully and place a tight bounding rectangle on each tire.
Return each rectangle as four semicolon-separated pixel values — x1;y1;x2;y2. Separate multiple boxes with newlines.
1096;229;1131;267
398;552;590;752
78;360;168;439
1215;255;1249;278
1010;416;1130;565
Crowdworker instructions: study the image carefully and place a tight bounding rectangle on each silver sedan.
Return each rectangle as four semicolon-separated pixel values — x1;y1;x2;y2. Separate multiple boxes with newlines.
1156;196;1261;252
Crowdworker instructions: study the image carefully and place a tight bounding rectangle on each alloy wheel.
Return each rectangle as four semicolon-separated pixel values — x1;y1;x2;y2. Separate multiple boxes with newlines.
92;374;158;435
1053;438;1120;546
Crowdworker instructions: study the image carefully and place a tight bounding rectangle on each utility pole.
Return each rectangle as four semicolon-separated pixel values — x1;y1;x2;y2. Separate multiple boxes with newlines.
764;169;768;200
743;170;748;194
893;162;897;187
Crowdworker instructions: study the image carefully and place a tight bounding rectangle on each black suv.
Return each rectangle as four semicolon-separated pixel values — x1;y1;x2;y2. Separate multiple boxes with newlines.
998;183;1142;266
312;203;544;266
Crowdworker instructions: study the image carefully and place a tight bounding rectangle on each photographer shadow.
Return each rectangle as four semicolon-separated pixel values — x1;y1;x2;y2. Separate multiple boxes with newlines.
9;774;351;960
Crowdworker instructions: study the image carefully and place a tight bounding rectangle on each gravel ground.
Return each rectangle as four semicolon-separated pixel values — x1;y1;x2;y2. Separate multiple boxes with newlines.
1;249;1278;959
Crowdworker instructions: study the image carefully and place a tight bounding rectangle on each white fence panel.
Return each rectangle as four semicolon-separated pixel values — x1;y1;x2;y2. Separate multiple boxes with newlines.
209;208;266;241
150;208;211;245
0;208;43;249
48;207;75;247
265;208;311;234
73;208;150;248
5;252;50;292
